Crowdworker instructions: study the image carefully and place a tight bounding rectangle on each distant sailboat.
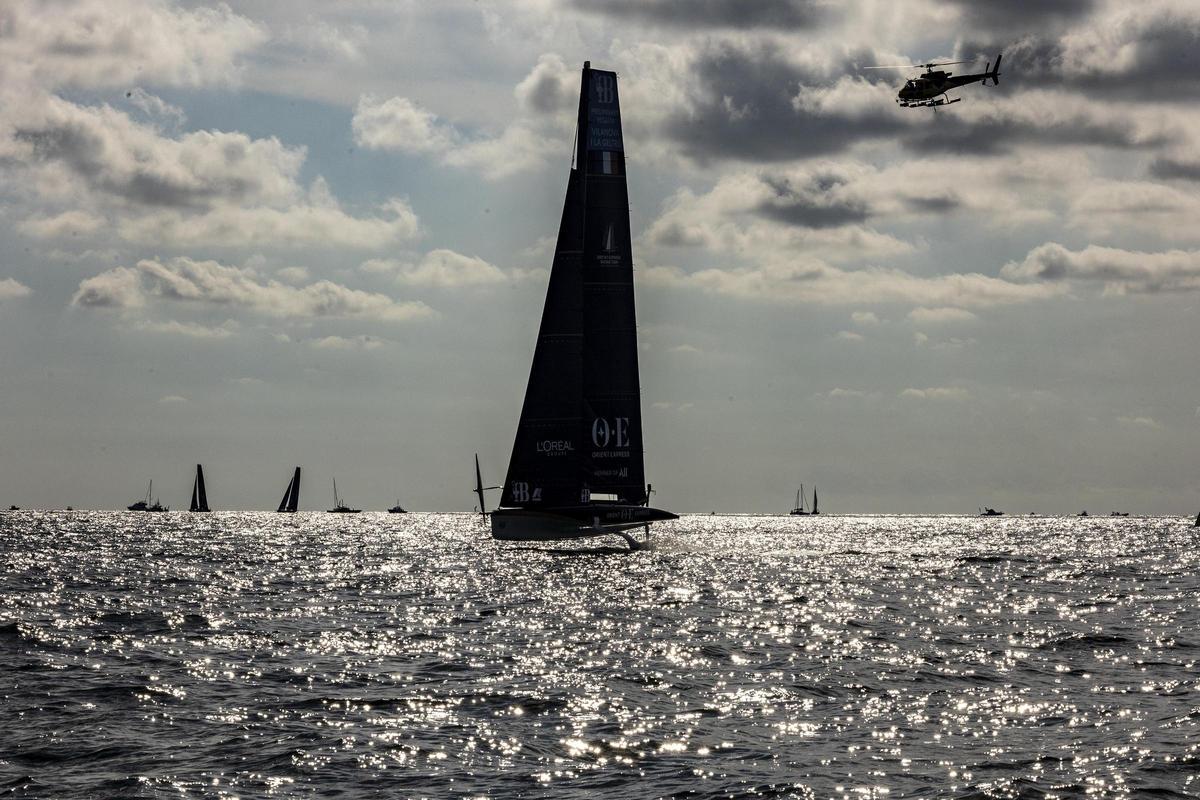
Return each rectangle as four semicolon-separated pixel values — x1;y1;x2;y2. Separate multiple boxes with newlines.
489;62;677;548
277;467;301;513
387;500;406;514
789;484;810;516
1077;510;1089;517
474;453;500;518
327;478;361;514
812;486;819;515
129;480;167;512
189;464;210;512
979;506;1003;516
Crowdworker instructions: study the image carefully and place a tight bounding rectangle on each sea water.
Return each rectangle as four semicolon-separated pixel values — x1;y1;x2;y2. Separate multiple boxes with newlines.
2;512;1197;798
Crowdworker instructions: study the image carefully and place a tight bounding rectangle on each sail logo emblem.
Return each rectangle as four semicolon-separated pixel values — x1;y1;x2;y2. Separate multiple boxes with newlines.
593;73;615;104
592;416;630;448
511;482;542;503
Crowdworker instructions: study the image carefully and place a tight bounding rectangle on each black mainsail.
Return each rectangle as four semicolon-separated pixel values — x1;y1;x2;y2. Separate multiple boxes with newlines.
277;467;301;513
493;62;675;544
189;464;210;512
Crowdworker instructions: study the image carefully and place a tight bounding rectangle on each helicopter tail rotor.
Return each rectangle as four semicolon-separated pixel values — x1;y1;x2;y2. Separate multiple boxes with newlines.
985;53;1002;86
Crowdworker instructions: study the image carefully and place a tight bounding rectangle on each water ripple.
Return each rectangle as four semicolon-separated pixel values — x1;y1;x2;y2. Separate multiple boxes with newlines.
2;511;1198;797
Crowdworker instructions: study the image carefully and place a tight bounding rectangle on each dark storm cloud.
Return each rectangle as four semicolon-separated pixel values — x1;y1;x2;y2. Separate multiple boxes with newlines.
755;173;870;228
660;41;1171;165
664;43;905;162
959;12;1200;102
901;113;1169;156
570;0;834;30
1149;158;1200;182
942;0;1095;28
905;194;961;213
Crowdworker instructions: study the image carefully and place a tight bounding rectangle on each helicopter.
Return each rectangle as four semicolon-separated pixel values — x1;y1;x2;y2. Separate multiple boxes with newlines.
866;54;1002;108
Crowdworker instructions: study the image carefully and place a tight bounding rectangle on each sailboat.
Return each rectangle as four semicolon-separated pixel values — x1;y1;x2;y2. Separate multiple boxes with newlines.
189;464;210;512
489;62;676;548
387;500;406;514
276;467;301;513
789;485;809;516
811;486;820;515
128;480;167;512
327;477;361;514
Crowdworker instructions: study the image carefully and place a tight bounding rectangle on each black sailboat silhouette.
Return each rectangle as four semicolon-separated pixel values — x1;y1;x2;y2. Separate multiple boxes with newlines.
490;62;677;546
189;464;210;512
277;467;301;513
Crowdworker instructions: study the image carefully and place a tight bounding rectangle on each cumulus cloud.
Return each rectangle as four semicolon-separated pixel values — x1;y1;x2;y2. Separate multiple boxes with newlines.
351;55;572;180
900;387;970;401
361;250;525;287
1117;415;1163;429
71;266;144;308
132;319;238;339
72;257;434;322
908;307;978;324
515;53;576;115
0;278;33;300
116;195;420;249
643;260;1062;308
851;311;880;326
1;0;266;91
1002;243;1200;293
310;335;386;351
352;96;457;154
6;95;420;250
18;210;105;239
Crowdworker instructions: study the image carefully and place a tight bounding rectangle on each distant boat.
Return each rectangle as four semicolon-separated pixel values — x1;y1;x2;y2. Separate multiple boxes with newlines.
487;62;676;549
1109;511;1129;517
129;480;168;512
1077;510;1089;517
789;484;810;516
387;500;406;514
277;467;301;513
979;507;1003;516
327;478;361;514
6;505;18;511
812;486;820;515
1194;511;1199;527
189;464;210;512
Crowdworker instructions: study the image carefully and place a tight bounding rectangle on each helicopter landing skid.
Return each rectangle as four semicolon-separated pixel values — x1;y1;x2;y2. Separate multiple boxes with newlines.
899;96;961;109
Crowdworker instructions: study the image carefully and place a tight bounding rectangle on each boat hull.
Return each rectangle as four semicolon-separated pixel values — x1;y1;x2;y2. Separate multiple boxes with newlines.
491;505;677;542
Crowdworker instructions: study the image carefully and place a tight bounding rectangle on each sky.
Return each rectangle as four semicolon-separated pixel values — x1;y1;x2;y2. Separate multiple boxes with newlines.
2;0;1199;514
